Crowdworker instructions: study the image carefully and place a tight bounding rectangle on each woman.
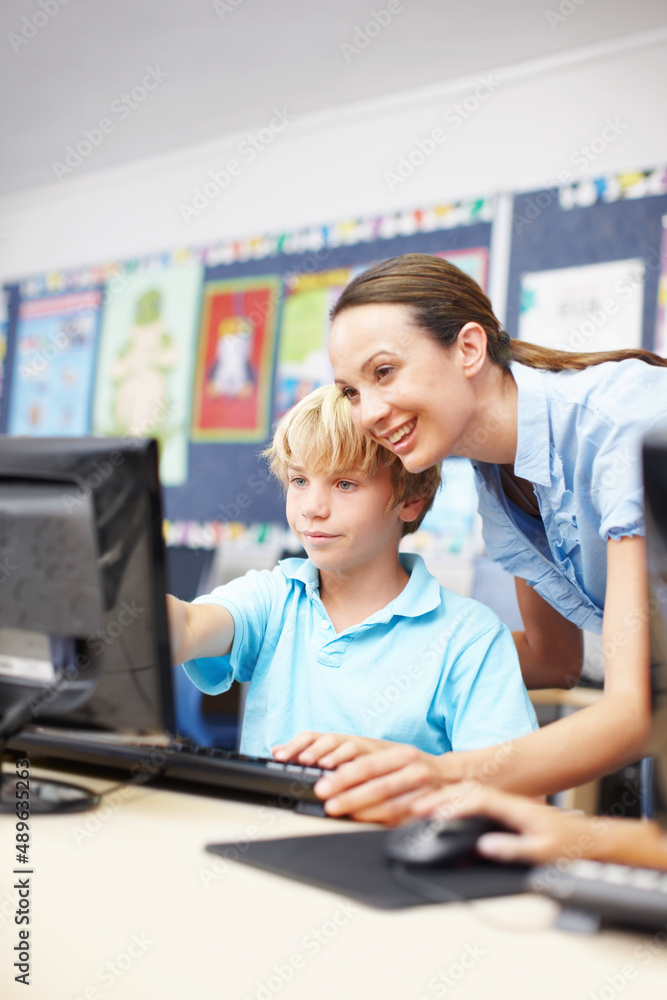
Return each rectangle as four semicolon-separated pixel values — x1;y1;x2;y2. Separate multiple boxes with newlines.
284;252;667;824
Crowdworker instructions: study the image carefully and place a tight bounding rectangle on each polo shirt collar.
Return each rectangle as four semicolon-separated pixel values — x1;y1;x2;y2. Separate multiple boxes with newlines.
278;551;440;619
510;361;551;487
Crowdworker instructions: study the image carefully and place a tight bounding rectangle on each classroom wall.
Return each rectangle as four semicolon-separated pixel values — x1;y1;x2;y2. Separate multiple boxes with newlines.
1;28;665;289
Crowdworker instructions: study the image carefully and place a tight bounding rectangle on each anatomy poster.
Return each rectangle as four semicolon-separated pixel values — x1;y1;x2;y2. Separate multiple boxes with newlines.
518;259;644;353
191;276;280;442
92;261;203;486
8;289;102;436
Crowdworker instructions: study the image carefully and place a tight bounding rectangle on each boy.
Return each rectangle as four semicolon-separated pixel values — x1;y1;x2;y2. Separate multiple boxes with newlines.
167;385;537;759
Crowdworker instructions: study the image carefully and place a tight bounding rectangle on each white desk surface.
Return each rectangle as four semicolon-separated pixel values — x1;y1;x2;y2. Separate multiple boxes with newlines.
2;765;667;1000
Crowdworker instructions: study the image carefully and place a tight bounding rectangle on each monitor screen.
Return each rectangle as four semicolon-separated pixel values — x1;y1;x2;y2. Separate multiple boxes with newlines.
643;429;667;831
0;437;174;738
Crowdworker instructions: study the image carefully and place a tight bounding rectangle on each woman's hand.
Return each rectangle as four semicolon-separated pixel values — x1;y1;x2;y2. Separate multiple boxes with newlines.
411;781;615;865
413;782;667;869
272;731;392;769
310;744;449;825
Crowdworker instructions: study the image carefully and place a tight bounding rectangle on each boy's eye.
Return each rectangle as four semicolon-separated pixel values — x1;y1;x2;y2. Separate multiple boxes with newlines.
290;477;307;487
337;480;356;492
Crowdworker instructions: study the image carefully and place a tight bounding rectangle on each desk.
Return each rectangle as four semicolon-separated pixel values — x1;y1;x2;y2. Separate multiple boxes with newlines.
2;765;667;1000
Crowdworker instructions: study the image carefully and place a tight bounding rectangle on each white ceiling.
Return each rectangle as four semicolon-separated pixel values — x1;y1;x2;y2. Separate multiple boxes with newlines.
2;0;667;197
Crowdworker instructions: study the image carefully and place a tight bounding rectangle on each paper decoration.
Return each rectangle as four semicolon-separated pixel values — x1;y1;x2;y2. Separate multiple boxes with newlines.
519;259;645;354
16;196;495;300
92;261;203;486
7;289;103;436
191;276;280;442
558;165;667;211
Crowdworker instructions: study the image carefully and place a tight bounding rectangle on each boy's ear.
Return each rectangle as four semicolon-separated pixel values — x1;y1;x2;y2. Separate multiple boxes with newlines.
397;493;426;525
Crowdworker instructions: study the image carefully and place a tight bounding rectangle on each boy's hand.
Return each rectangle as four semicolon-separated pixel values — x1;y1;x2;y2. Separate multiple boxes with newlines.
309;744;448;825
272;731;390;769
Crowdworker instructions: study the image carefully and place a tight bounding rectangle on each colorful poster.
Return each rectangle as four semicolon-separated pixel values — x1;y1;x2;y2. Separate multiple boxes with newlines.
519;259;644;353
435;248;489;291
655;216;667;356
8;289;102;436
0;289;7;407
191;276;280;442
274;267;353;422
93;262;203;486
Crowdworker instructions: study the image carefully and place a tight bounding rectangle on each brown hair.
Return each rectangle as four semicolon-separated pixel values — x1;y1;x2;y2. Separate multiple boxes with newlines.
331;253;667;372
264;384;441;535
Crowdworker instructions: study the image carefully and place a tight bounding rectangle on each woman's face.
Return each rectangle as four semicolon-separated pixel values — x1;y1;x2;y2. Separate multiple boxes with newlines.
329;303;477;473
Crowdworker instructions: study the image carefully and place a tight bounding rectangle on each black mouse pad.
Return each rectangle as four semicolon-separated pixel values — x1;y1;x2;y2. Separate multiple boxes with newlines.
206;830;532;910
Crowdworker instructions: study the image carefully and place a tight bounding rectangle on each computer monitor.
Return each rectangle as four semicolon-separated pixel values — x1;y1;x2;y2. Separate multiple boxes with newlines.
643;429;667;830
0;436;174;810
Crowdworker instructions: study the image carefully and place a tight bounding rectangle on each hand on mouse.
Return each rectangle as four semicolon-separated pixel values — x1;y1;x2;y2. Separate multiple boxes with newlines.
410;782;667;867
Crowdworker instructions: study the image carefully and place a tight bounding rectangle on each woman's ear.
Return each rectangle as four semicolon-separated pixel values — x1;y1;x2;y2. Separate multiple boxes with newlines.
456;322;488;378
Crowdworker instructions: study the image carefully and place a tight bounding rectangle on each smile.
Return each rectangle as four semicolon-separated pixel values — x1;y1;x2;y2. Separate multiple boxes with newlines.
386;420;416;445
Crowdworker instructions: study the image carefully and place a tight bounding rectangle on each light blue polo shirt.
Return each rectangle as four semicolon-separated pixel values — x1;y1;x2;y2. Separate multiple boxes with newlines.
183;553;537;758
474;359;667;633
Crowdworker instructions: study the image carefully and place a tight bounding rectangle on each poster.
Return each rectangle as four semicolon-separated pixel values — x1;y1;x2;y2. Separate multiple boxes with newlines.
8;289;102;436
273;267;353;422
92;261;203;487
191;276;280;442
655;216;667;356
518;259;645;353
435;247;489;291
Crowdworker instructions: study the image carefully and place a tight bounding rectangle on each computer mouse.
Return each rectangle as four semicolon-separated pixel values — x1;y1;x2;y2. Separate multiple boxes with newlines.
384;815;512;867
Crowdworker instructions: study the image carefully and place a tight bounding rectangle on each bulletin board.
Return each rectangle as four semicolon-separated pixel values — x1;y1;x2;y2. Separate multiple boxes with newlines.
0;202;492;527
506;173;667;352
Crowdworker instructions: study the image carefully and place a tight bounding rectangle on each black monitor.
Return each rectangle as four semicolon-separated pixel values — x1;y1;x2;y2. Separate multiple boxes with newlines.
643;429;667;830
0;437;174;810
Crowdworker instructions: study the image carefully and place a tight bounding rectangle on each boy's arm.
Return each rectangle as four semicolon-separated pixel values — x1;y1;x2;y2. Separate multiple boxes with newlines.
166;594;235;666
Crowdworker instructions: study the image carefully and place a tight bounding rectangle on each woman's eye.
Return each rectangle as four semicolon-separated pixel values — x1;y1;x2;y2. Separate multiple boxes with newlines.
341;386;357;400
376;366;393;380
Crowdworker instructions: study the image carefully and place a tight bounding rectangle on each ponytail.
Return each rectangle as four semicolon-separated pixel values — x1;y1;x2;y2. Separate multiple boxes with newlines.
332;253;667;371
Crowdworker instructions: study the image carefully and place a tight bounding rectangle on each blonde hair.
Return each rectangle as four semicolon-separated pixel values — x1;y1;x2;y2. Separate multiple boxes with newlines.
332;253;667;372
264;385;441;535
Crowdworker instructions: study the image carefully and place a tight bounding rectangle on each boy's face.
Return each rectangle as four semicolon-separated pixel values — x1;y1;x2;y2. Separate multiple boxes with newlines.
285;453;416;575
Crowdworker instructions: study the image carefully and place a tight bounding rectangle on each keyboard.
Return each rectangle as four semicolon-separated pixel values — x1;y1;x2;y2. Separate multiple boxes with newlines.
528;858;667;932
7;726;328;815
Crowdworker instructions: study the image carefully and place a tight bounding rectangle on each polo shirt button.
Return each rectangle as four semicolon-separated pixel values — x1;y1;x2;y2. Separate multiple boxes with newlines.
320;620;331;629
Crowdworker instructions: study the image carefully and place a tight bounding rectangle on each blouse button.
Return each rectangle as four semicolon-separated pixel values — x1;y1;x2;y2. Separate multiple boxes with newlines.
320;620;331;629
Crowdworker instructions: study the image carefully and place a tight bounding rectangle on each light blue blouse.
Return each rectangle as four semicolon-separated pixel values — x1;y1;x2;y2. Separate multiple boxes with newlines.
473;359;667;633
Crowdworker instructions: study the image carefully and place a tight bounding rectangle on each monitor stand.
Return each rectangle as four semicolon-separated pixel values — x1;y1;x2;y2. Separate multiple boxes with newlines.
0;741;100;814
